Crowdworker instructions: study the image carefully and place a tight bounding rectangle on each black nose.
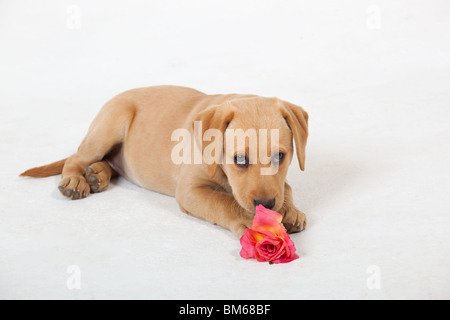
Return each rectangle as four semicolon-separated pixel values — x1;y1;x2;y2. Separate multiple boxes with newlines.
254;198;276;210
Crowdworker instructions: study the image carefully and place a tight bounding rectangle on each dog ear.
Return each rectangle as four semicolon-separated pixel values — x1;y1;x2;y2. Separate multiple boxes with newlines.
280;101;309;171
193;103;236;178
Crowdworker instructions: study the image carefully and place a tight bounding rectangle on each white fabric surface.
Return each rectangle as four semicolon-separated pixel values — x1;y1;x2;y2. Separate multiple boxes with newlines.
1;0;449;299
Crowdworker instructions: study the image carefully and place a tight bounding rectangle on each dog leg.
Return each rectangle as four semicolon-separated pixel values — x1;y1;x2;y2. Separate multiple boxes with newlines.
85;161;118;193
280;182;307;233
58;102;135;200
176;184;254;237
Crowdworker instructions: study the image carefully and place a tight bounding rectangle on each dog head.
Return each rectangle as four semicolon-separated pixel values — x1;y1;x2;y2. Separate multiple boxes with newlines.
194;97;308;213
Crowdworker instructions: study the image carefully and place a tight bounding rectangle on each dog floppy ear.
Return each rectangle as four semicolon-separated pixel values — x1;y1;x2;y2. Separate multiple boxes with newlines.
280;101;309;171
193;102;236;178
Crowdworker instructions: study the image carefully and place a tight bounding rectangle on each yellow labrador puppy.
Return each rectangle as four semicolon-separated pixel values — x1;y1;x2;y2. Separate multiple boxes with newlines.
21;86;308;237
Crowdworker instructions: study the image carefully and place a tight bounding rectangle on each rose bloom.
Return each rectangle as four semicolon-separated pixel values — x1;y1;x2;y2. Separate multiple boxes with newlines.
240;205;299;264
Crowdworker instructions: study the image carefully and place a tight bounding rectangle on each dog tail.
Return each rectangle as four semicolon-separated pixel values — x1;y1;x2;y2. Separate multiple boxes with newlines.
20;158;68;178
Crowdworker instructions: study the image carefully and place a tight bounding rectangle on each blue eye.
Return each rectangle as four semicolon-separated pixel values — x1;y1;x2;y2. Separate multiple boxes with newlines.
234;154;249;168
273;153;285;165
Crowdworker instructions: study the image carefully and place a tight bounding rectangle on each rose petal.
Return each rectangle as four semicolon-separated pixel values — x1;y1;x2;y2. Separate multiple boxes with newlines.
255;235;286;262
270;233;299;264
240;205;300;264
240;228;265;259
252;205;286;236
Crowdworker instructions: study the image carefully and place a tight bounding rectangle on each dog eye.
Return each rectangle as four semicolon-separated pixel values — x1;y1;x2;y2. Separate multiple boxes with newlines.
234;154;249;168
273;152;285;165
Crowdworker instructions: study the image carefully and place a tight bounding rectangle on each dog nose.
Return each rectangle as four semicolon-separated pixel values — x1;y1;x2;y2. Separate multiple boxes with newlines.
254;198;276;210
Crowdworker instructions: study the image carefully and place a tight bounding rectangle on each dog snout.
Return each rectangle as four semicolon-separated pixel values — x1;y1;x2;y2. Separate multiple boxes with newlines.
254;198;276;210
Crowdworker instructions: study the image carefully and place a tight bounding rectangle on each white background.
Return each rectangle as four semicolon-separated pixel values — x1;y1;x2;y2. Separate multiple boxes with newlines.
1;0;449;299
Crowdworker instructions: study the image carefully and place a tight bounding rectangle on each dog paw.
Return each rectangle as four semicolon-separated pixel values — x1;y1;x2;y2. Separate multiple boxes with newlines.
281;207;307;234
231;217;254;238
85;165;110;193
58;175;90;200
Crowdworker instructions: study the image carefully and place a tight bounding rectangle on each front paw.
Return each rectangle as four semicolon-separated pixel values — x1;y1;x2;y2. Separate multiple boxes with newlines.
231;217;254;238
281;206;307;234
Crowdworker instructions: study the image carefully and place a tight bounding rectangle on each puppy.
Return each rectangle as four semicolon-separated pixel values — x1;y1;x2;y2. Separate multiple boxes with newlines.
21;86;308;237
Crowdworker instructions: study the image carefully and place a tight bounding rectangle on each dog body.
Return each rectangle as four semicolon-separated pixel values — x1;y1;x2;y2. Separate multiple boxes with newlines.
22;86;308;237
102;86;256;196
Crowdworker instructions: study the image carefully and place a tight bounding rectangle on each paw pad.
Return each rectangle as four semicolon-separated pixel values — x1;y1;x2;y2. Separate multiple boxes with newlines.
58;176;90;200
85;165;108;193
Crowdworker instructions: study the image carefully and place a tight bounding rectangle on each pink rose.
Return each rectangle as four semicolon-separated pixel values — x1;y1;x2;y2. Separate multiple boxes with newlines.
240;205;299;264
